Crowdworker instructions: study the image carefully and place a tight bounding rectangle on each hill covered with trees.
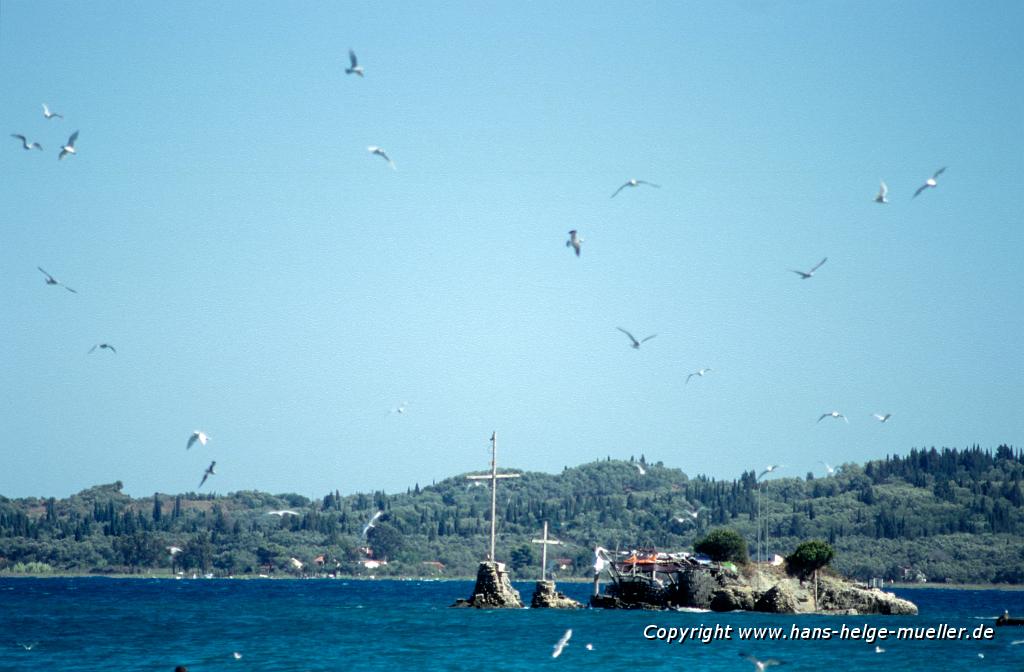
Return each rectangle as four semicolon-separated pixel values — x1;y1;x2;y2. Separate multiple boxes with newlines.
1;444;1022;584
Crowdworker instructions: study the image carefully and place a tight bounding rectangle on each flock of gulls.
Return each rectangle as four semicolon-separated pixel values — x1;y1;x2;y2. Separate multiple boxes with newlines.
15;41;953;494
13;41;965;667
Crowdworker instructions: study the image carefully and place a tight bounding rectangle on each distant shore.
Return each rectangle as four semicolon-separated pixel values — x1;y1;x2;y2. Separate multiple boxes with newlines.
1;573;1022;590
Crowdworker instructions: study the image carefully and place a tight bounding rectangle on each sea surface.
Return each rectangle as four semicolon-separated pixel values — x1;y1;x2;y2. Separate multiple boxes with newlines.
1;577;1022;671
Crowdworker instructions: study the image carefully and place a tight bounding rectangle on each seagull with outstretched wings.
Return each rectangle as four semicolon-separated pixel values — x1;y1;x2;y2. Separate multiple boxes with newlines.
37;267;77;293
58;131;79;160
198;461;216;489
42;103;63;119
617;327;656;349
187;431;210;450
913;167;946;198
817;410;848;424
566;230;582;257
11;134;43;151
368;145;395;169
611;178;660;198
88;343;117;354
789;257;827;279
686;368;712;384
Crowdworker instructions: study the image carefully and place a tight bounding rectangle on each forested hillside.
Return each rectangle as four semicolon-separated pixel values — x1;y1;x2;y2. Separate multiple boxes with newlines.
2;445;1021;583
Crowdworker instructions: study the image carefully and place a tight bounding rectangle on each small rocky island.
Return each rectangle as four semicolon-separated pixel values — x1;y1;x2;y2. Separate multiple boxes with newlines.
590;545;917;615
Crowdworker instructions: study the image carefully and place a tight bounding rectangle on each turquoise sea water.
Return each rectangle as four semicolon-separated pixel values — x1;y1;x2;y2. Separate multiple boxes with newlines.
1;578;1022;671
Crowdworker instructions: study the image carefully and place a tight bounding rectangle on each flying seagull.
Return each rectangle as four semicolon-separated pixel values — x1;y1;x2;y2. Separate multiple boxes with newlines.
42;103;63;119
686;368;713;384
611;178;660;198
789;257;827;279
674;506;703;523
740;653;782;671
88;343;117;354
18;642;39;651
198;461;216;489
167;546;183;555
11;134;43;151
633;462;646;476
616;327;656;349
368;146;395;169
872;413;892;423
362;510;383;537
390;401;409;415
186;431;210;450
58;131;79;160
874;180;888;204
566;230;582;257
267;510;299;517
819;461;835;475
758;465;781;480
913;167;946;199
346;49;364;77
552;629;573;658
817;411;848;424
37;267;77;293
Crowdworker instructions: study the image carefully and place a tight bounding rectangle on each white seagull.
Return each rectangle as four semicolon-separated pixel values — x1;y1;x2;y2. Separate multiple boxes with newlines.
566;230;582;257
685;368;713;384
18;642;39;651
874;180;888;204
633;462;646;476
58;131;79;160
390;401;409;415
872;413;892;423
913;167;946;199
167;546;183;555
187;431;210;450
552;629;572;658
267;510;300;517
346;49;364;77
819;461;835;475
740;653;782;671
42;103;63;119
362;510;383;537
37;267;77;293
368;146;395;169
11;134;43;151
198;461;216;489
874;645;885;653
88;343;117;354
758;465;781;480
818;411;848;424
611;178;660;198
617;327;656;349
674;507;703;523
789;257;827;279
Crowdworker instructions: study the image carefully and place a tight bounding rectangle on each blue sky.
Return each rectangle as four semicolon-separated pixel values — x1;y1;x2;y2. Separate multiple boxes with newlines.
2;1;1022;499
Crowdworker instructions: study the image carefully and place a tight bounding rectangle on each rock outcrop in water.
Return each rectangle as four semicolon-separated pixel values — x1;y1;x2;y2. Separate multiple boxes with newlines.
530;580;582;609
451;561;523;609
592;564;918;615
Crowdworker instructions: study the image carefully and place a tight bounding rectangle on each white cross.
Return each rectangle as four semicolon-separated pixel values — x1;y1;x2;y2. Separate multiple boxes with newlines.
532;520;562;581
466;432;521;562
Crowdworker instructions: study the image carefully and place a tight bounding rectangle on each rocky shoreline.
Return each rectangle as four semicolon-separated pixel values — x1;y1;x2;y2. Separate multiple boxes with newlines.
591;563;918;615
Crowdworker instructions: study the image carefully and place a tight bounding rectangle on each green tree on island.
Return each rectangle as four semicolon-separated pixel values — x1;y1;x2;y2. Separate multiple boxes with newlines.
786;540;835;578
694;528;748;564
787;539;835;610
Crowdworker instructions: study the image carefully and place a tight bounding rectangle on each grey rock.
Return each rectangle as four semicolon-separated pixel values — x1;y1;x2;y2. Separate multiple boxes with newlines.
451;561;523;609
530;580;582;609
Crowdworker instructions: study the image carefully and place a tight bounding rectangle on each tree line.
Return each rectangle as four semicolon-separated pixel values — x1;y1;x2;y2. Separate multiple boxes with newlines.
1;445;1021;583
